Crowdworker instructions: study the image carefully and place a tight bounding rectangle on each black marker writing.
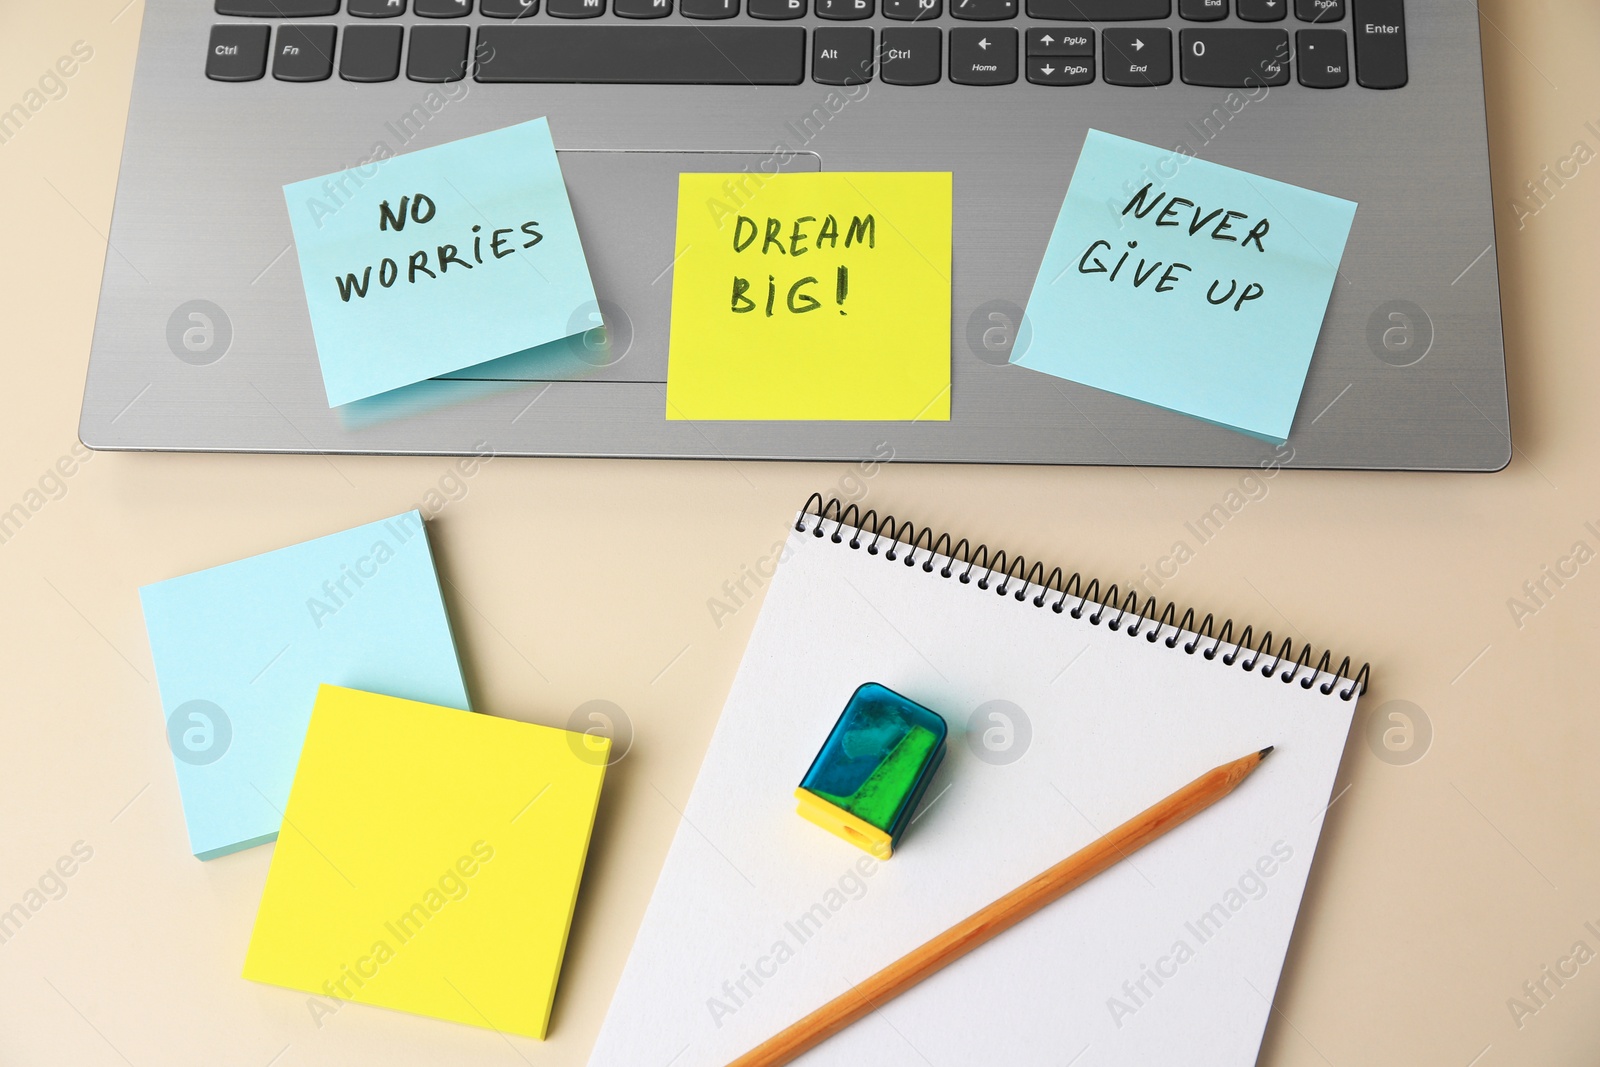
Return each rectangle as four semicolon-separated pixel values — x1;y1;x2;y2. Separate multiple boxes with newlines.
1069;182;1275;311
332;189;546;302
725;213;870;316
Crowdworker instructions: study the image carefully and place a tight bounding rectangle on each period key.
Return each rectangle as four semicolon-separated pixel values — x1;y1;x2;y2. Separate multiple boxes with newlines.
1296;28;1347;87
883;0;941;18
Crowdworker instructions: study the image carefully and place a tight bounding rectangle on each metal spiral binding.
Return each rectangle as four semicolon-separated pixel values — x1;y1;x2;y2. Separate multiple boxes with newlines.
797;493;1370;701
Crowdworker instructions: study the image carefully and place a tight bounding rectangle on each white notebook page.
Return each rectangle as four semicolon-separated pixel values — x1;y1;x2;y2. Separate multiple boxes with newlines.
591;512;1359;1066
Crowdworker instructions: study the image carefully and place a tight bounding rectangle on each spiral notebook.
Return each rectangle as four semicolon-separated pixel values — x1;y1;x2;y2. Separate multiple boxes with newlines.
592;497;1366;1067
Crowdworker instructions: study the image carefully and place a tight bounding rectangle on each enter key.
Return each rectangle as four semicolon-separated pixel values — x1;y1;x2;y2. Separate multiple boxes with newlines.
1352;0;1406;89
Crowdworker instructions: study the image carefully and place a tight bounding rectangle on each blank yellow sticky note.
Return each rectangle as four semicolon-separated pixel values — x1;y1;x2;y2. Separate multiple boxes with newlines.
242;685;608;1039
666;172;953;421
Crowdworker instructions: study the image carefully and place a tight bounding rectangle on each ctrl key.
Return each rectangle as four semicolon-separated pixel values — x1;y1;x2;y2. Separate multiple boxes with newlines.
206;24;271;82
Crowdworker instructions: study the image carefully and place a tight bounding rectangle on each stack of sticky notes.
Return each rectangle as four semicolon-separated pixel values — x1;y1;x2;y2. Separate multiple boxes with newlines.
140;511;469;860
243;686;606;1038
141;514;609;1039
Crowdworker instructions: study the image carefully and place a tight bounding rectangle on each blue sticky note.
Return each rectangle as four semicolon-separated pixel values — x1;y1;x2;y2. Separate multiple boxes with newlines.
284;118;597;407
139;512;469;860
1018;130;1357;443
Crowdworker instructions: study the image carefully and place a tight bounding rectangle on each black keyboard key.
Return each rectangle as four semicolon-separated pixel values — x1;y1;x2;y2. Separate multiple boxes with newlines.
616;0;671;15
215;0;339;15
341;24;403;79
750;0;806;17
880;26;941;84
817;0;873;18
1296;0;1342;20
477;26;806;82
813;27;874;83
548;0;605;14
953;0;1017;19
1025;0;1165;19
1026;27;1092;54
408;25;470;79
1236;0;1284;19
415;0;472;14
273;25;336;80
1296;28;1346;86
1179;0;1225;20
884;0;941;18
949;28;1016;84
1028;53;1092;83
1352;0;1404;88
206;24;271;80
481;0;541;13
349;0;406;14
1179;28;1287;85
1101;26;1169;84
682;0;738;16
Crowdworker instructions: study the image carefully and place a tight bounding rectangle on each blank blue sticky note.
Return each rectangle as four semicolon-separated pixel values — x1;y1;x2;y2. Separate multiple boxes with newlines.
139;512;469;860
284;117;597;407
1017;130;1357;443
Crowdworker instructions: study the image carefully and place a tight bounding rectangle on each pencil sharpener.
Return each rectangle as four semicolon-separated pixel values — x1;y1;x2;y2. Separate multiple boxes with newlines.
795;683;948;859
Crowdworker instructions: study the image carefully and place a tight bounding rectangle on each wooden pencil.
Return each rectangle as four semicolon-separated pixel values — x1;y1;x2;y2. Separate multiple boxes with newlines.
727;746;1275;1067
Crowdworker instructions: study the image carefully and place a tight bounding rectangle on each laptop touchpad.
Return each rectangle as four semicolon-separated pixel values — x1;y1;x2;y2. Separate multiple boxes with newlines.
438;150;821;385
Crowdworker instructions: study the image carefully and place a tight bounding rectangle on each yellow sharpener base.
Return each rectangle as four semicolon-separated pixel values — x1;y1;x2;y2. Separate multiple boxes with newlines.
794;788;894;860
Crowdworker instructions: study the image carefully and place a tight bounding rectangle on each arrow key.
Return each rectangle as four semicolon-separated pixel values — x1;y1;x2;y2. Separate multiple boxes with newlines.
1178;0;1226;19
1028;54;1093;84
1101;26;1169;84
949;27;1017;84
1026;27;1092;55
1237;0;1285;21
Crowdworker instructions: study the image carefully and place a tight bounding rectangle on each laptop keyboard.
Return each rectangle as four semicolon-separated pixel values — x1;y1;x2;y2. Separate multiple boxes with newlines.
205;0;1406;88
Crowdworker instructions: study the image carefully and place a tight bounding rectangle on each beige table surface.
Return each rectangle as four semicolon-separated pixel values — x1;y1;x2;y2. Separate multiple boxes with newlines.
3;2;1597;1064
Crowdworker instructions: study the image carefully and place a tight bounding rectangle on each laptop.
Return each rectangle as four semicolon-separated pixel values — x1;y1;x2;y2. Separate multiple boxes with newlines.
80;0;1510;469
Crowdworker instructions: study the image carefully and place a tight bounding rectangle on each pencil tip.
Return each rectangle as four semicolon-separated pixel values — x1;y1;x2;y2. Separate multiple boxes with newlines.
1258;745;1275;760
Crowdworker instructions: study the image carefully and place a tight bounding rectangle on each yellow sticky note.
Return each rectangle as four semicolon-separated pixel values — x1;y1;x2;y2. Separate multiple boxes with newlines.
666;172;953;421
242;686;609;1039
